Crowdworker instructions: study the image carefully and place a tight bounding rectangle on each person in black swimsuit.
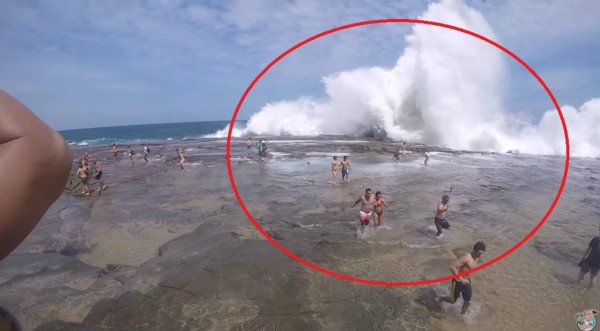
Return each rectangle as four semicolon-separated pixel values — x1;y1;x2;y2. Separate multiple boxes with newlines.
577;224;600;288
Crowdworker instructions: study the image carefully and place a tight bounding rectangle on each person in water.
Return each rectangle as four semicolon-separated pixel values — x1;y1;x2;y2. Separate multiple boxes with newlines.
352;188;375;231
331;156;339;182
424;150;431;165
577;224;600;288
440;241;486;315
434;194;451;237
127;145;135;165
143;145;150;164
373;191;387;227
341;155;351;182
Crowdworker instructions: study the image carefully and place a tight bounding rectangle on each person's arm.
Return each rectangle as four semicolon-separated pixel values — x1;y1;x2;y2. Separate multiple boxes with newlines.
580;247;592;265
449;255;469;283
351;196;362;208
0;91;72;260
382;199;387;207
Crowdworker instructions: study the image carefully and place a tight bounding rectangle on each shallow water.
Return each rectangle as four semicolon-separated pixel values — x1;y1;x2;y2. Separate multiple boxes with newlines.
0;138;598;330
232;146;598;330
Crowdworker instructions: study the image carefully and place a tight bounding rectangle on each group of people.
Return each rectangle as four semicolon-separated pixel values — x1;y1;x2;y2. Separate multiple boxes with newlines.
247;138;269;161
394;141;431;165
331;155;351;182
76;152;106;196
351;188;480;314
112;143;151;165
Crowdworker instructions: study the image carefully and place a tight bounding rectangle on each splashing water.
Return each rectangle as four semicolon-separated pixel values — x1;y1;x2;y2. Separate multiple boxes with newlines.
214;0;600;157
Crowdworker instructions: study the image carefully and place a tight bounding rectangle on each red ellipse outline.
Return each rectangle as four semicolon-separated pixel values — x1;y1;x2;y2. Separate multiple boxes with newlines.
226;19;570;286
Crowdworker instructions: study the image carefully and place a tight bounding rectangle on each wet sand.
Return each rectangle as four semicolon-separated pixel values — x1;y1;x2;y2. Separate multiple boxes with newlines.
0;137;598;330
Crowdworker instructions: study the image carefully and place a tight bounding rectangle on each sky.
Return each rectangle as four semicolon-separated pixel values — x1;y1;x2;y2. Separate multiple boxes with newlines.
0;0;599;131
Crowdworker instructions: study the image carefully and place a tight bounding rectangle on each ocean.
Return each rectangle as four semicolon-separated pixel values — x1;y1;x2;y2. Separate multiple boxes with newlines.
58;120;240;146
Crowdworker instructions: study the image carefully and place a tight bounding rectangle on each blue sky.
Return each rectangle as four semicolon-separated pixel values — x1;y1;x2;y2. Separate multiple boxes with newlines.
0;0;599;130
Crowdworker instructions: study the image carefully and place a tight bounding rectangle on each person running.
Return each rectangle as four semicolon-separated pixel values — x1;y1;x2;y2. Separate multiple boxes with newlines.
440;241;486;315
373;191;387;227
127;145;135;165
351;188;376;231
177;148;187;170
143;145;150;164
93;161;106;190
434;195;451;237
341;155;351;182
331;156;339;182
112;143;118;160
577;224;600;288
76;162;90;196
424;150;431;165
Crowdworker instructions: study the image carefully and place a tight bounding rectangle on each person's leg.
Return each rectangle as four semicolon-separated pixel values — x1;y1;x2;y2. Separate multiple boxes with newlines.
588;268;599;288
461;300;471;315
578;262;590;284
577;270;586;284
434;218;443;236
440;279;458;303
460;282;472;315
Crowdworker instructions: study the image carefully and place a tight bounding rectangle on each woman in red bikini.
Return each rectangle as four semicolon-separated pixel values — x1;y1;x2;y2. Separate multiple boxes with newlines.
373;191;387;227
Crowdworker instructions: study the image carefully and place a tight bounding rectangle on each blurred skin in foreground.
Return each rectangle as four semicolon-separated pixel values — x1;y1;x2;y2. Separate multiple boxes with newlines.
0;90;72;261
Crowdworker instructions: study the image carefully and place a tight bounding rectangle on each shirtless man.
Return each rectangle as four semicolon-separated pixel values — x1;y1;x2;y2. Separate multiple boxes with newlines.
77;162;90;196
424;150;431;165
331;156;339;182
93;161;106;190
401;141;407;161
111;143;118;160
440;241;486;315
351;188;376;231
434;195;451;237
341;155;351;182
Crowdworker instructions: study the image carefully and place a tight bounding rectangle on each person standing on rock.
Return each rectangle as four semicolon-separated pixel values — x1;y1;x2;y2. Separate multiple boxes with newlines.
93;161;106;191
177;148;187;170
112;143;118;160
246;137;252;153
143;145;150;164
77;162;90;196
127;145;135;165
